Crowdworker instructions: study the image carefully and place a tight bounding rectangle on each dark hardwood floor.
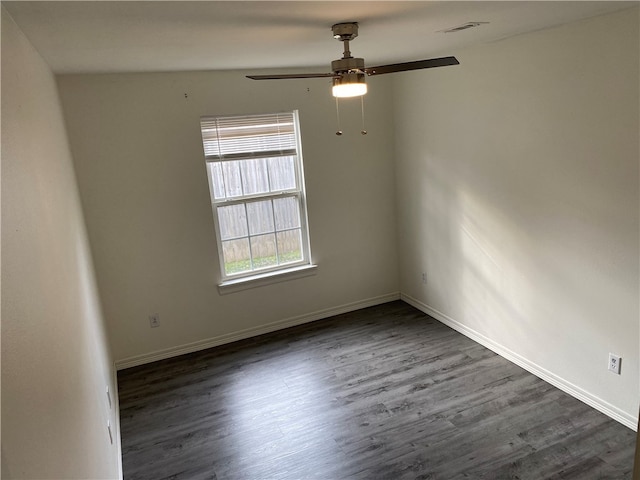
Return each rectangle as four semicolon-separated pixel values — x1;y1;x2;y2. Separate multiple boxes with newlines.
118;301;636;479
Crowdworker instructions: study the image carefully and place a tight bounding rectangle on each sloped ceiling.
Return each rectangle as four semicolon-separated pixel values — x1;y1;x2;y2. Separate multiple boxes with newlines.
2;1;635;74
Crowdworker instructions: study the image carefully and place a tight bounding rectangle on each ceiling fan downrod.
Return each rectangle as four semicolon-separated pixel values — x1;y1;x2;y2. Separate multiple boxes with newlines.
331;22;363;71
332;22;358;59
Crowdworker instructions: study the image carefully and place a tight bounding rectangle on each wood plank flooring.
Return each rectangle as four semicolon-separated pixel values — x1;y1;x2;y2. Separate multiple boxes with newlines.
118;301;636;479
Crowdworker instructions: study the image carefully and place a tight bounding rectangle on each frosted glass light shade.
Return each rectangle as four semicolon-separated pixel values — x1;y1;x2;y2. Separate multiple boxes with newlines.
332;72;367;98
332;82;367;97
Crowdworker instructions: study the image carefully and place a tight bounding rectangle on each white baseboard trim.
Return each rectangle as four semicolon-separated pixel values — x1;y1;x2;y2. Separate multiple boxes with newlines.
111;364;124;480
115;292;401;370
401;293;639;432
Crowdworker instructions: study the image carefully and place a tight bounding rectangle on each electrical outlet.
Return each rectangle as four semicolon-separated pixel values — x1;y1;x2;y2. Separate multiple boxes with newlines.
149;313;160;328
422;272;427;284
608;353;621;374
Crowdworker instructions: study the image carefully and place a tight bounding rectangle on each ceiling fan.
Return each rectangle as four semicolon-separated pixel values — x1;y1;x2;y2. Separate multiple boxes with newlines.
246;22;460;98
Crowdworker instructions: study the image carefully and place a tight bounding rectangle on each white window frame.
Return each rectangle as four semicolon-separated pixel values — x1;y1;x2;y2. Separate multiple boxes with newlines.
200;110;315;291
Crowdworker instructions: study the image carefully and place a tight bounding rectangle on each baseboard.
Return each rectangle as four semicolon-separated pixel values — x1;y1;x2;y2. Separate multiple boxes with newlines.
401;293;639;432
111;364;124;480
115;292;401;370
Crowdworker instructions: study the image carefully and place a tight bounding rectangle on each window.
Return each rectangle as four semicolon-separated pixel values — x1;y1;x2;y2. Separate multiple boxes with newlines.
200;111;313;284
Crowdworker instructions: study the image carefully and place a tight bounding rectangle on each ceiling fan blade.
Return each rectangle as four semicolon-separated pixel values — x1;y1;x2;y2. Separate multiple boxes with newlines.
364;56;459;76
246;73;336;80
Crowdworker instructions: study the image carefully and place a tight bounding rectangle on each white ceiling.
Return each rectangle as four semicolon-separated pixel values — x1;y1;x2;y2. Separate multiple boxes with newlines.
3;1;635;74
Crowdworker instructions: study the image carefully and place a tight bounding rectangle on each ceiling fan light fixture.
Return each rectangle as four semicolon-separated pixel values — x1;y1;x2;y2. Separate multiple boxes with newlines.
332;72;367;98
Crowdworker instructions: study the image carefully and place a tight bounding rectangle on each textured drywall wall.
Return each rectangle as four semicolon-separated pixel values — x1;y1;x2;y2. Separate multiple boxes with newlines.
56;68;399;363
1;8;121;478
394;7;639;426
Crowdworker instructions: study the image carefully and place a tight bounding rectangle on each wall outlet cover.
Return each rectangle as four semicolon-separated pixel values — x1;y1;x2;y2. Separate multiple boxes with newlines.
149;314;160;328
608;353;621;374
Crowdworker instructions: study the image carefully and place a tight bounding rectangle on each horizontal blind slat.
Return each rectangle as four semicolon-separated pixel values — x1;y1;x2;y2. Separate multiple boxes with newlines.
201;112;296;161
205;149;297;162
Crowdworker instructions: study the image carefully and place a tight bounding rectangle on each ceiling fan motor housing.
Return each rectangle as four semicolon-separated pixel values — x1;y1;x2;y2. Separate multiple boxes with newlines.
331;53;367;97
331;57;365;73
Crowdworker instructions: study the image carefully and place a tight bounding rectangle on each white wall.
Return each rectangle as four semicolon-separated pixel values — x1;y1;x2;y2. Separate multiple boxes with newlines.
56;69;399;365
1;8;121;479
394;7;639;428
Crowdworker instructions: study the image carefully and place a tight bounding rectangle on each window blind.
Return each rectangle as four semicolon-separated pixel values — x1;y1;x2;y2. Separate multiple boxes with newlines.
201;112;297;161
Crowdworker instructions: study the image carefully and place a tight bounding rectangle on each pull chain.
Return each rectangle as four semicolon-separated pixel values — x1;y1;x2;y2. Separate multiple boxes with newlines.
360;96;367;135
335;98;343;136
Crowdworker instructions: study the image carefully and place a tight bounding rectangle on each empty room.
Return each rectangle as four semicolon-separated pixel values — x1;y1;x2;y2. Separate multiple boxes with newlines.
2;1;639;479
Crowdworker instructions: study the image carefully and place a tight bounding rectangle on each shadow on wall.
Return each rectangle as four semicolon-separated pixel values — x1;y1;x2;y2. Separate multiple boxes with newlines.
420;156;532;348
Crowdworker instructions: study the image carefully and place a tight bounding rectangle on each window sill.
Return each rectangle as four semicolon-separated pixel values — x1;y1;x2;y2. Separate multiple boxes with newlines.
218;264;318;295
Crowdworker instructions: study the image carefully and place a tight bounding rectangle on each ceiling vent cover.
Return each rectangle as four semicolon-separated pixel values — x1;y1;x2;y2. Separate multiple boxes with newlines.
439;22;489;33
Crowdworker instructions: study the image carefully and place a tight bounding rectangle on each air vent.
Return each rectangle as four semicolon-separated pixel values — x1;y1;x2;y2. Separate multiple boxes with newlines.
439;22;489;33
